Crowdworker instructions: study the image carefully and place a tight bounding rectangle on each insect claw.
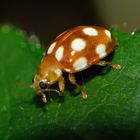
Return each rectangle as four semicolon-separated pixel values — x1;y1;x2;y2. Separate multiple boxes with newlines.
82;92;88;100
112;64;122;69
42;94;47;103
52;89;62;96
57;91;62;96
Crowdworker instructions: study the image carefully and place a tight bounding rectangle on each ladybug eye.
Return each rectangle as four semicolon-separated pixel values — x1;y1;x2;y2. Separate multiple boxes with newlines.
39;81;47;89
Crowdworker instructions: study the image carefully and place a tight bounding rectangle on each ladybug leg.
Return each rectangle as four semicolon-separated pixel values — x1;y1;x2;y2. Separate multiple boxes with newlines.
42;93;47;103
58;76;65;94
96;60;122;69
68;73;87;99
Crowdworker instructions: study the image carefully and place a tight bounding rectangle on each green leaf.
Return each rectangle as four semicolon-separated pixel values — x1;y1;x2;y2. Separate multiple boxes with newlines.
0;25;140;140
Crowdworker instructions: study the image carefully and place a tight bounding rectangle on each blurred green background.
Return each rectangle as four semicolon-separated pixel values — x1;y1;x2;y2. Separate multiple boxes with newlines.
0;0;139;46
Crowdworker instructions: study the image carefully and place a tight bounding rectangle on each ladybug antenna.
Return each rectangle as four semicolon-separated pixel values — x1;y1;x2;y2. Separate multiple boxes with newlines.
16;82;30;88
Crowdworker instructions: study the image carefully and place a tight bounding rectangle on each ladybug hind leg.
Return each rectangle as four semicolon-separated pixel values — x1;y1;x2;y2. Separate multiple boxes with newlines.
96;60;122;69
68;73;87;99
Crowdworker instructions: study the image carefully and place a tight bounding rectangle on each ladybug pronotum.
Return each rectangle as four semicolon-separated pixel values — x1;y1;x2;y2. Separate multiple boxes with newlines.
31;26;121;103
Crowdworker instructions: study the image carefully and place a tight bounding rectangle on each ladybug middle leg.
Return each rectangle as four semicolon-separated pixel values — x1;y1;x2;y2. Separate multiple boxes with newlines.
58;76;65;94
68;73;87;99
96;60;122;69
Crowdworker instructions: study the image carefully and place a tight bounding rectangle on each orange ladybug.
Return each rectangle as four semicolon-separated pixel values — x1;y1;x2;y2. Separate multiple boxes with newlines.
31;26;121;103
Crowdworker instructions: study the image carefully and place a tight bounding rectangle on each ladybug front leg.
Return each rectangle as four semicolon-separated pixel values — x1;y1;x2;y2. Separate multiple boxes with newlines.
68;73;87;99
58;76;65;95
96;60;122;69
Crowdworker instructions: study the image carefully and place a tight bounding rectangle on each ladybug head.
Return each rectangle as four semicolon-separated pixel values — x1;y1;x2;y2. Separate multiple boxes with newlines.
31;55;62;94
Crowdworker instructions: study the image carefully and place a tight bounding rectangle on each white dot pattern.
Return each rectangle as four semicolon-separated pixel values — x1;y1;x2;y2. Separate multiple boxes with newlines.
96;44;107;58
47;42;56;54
83;27;98;36
73;57;88;71
105;30;111;39
55;46;64;61
71;38;86;52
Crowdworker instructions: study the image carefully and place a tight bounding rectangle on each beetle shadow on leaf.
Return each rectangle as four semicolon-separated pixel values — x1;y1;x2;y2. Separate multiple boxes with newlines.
67;53;115;96
32;95;47;111
66;65;111;97
77;52;115;84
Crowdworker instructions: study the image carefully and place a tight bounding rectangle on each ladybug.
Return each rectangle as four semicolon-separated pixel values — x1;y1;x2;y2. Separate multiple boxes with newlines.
31;26;121;103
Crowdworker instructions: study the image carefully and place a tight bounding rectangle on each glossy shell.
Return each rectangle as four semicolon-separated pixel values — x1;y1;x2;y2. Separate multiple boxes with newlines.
46;26;115;73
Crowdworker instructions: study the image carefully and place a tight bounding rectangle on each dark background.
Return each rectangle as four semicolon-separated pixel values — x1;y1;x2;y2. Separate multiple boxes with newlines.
0;0;139;45
0;0;101;45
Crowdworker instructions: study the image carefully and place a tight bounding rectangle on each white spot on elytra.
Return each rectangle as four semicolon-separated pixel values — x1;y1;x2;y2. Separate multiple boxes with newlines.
47;42;56;54
105;30;111;39
71;38;86;52
54;68;62;77
55;46;64;61
73;57;88;71
83;27;98;36
96;44;107;58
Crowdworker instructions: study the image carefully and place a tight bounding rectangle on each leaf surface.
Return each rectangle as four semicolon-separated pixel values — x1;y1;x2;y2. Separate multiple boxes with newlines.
0;25;140;140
